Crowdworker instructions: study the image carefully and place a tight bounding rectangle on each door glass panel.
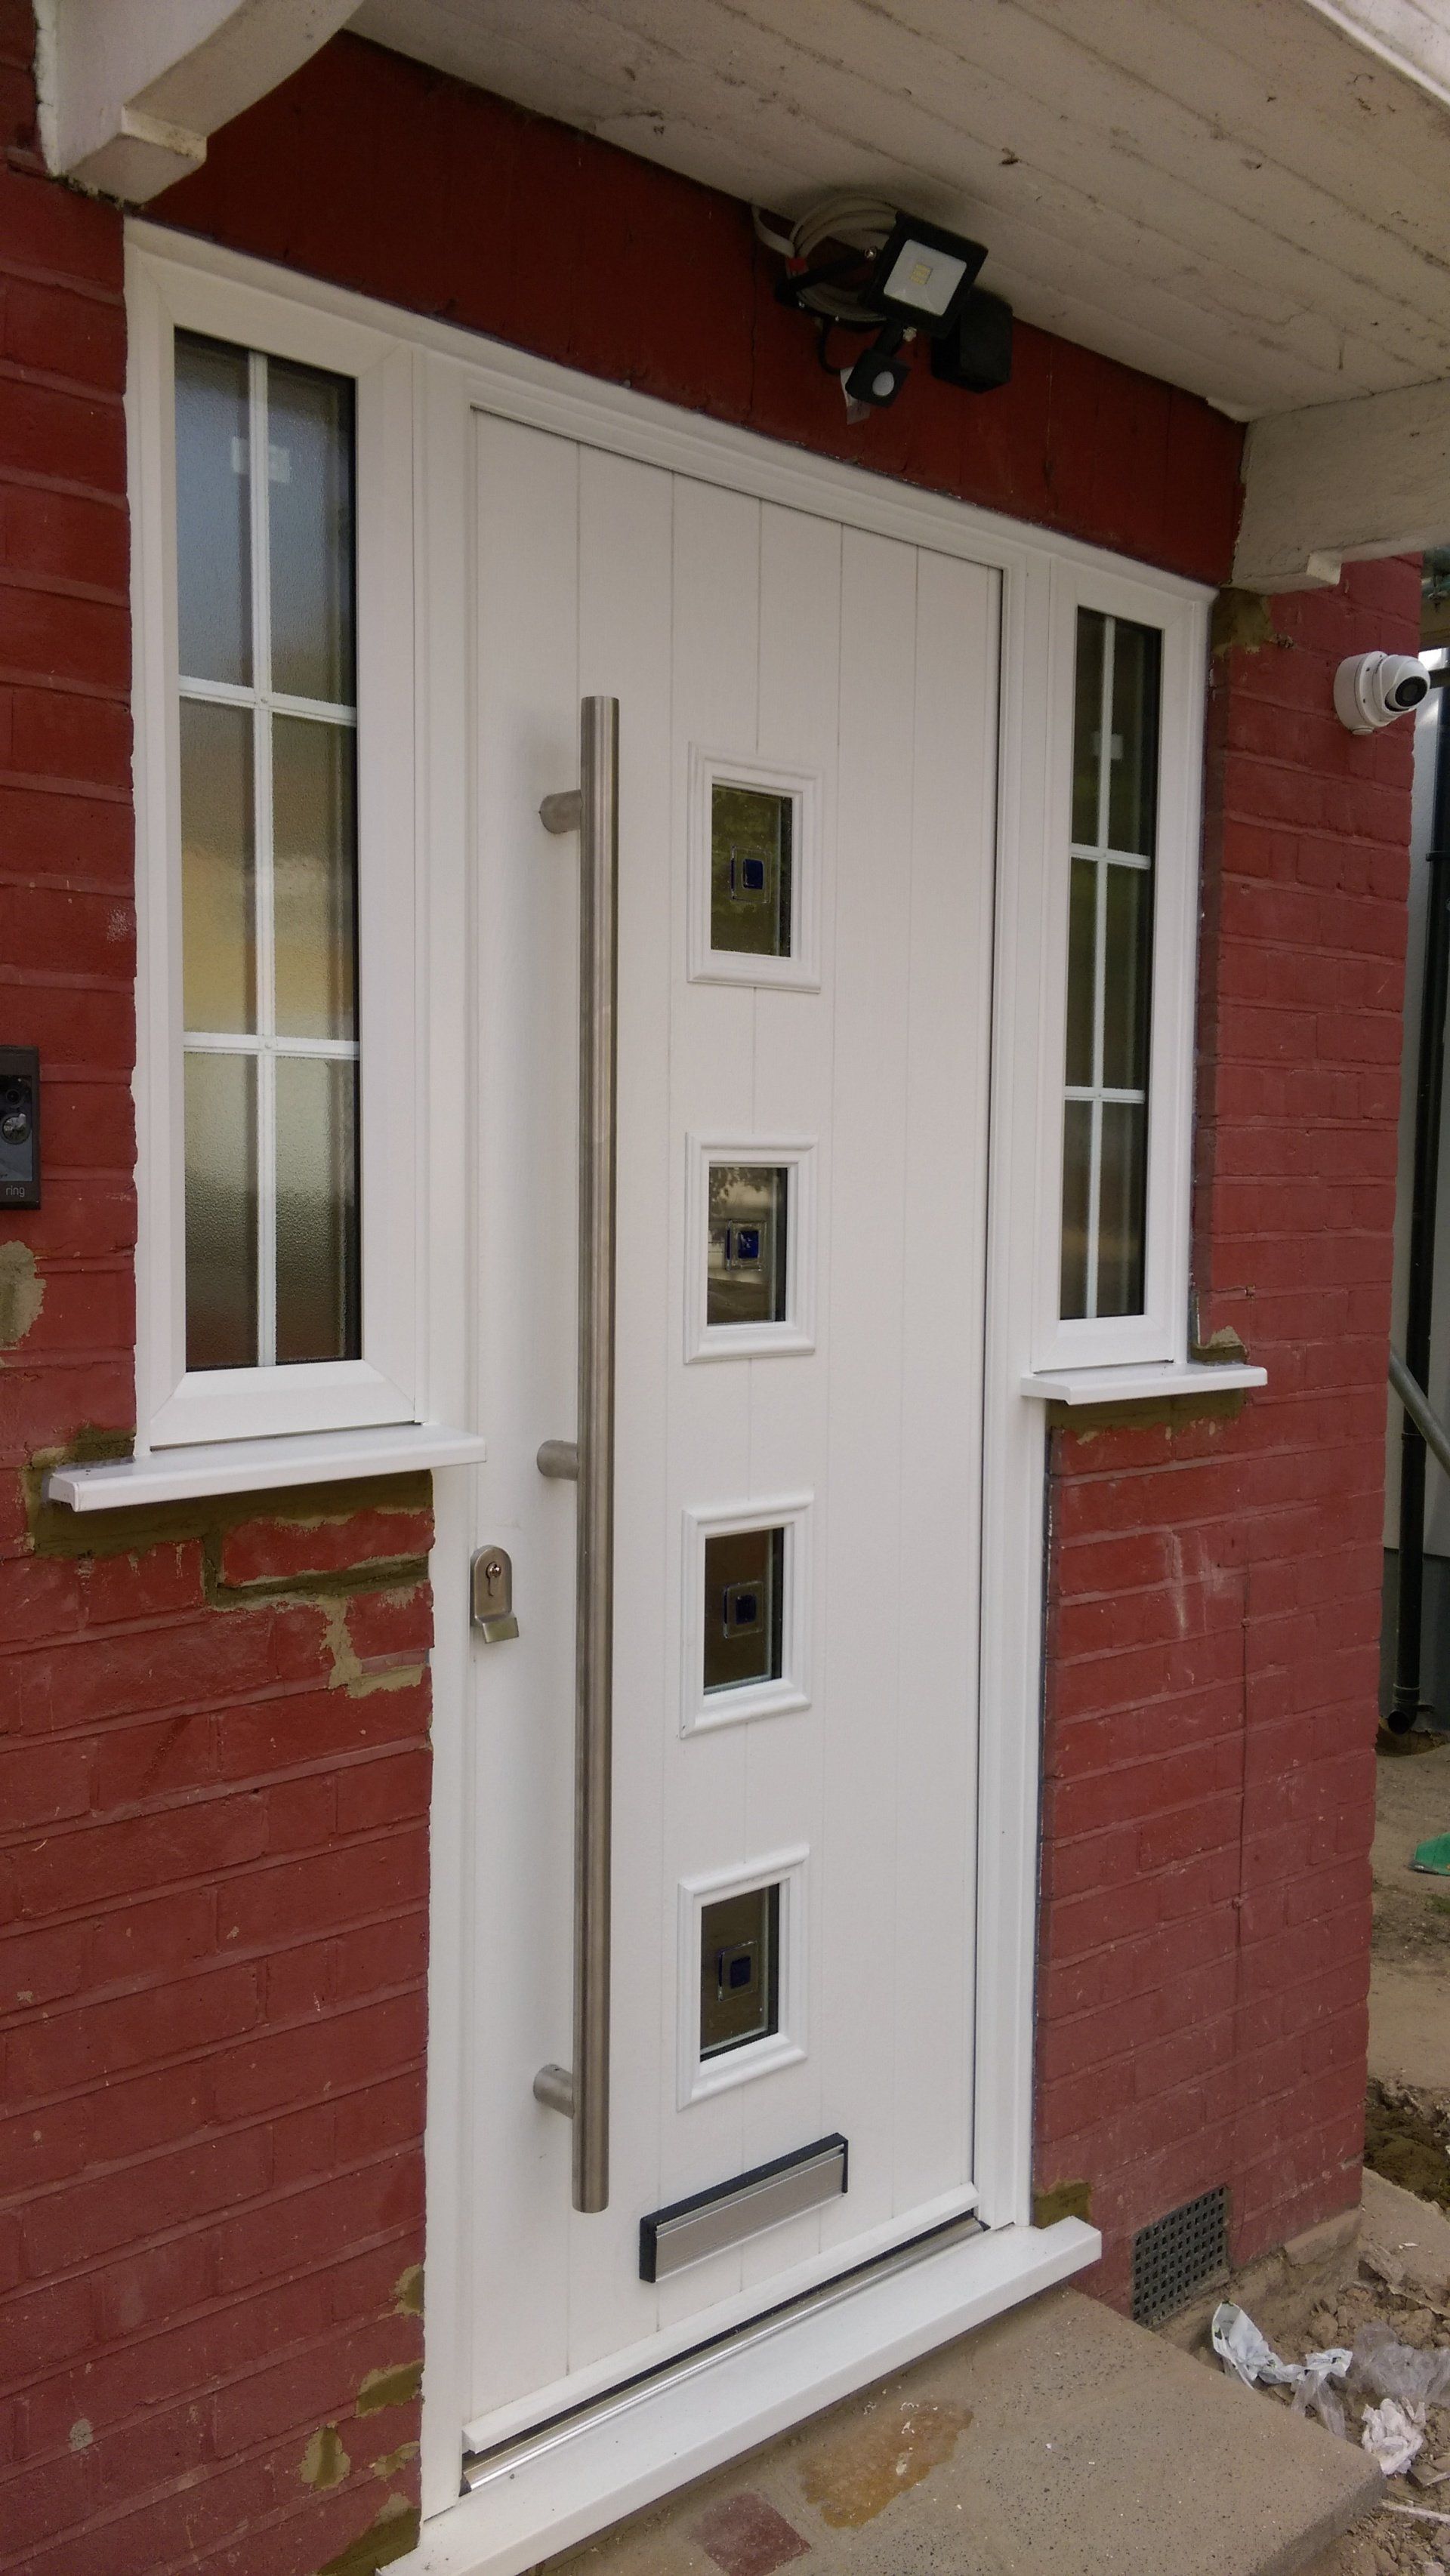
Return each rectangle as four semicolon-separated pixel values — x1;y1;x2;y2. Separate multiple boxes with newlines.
174;334;251;688
703;1527;785;1696
1065;858;1096;1089
1072;607;1105;846
1060;609;1161;1320
272;715;357;1040
1102;864;1152;1092
700;1884;781;2059
267;358;356;705
175;331;361;1376
1108;619;1162;858
707;1165;788;1327
180;698;255;1034
1096;1099;1147;1318
711;783;793;959
1060;1098;1092;1321
275;1055;359;1364
184;1052;258;1370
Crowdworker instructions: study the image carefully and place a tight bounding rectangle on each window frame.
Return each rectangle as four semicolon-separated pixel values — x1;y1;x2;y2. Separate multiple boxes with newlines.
1032;559;1207;1373
128;251;422;1448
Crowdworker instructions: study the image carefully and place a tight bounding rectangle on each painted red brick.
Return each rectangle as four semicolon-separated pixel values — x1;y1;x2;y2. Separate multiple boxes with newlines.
1035;561;1417;2291
155;35;1241;587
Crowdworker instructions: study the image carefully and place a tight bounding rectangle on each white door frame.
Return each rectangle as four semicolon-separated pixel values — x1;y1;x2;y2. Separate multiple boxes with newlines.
125;217;1212;2569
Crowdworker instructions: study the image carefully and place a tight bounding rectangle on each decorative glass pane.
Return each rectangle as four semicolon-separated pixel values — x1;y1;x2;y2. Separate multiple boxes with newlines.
1102;865;1153;1092
700;1884;780;2059
174;334;251;687
1060;1098;1092;1321
1065;858;1096;1089
267;359;356;705
703;1527;785;1695
1097;1102;1148;1317
184;1052;257;1370
1108;620;1162;858
711;783;793;958
1072;608;1104;846
275;1055;359;1364
707;1165;788;1327
1060;608;1161;1323
181;698;255;1034
272;716;357;1040
176;333;361;1378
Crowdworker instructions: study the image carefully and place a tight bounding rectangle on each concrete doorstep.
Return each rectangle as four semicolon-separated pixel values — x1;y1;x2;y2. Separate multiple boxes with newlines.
549;2286;1381;2576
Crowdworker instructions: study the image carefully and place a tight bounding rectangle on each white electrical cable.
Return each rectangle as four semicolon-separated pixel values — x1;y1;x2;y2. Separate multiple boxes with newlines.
751;193;899;325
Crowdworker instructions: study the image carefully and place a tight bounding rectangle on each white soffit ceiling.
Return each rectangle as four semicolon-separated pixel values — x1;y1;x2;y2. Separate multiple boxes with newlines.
348;0;1450;419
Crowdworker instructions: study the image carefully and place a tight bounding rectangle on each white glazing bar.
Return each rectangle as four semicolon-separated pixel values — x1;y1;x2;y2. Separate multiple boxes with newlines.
1066;1084;1145;1108
1084;613;1115;1321
249;347;278;1369
184;1031;359;1060
178;671;356;726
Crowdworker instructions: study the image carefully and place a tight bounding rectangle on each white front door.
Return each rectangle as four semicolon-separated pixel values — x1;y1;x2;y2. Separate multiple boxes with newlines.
466;414;998;2450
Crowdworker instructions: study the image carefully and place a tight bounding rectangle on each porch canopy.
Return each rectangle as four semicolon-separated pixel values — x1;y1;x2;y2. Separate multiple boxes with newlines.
39;0;1450;587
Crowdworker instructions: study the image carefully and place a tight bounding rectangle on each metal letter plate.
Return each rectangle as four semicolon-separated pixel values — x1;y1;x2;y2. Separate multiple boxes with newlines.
639;2134;847;2282
471;1546;520;1643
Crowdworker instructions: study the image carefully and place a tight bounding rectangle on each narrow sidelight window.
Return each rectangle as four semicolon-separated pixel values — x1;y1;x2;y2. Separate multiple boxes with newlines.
175;334;359;1370
1060;608;1161;1320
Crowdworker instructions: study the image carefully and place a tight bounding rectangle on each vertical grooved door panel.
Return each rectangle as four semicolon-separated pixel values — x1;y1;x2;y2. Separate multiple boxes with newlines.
466;420;998;2442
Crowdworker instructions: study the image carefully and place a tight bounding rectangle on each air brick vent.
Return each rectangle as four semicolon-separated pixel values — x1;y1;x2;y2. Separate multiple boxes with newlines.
1131;2186;1229;2326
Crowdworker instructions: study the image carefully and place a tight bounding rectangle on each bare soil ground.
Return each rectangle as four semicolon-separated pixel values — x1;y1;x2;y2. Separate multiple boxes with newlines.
1274;1738;1450;2575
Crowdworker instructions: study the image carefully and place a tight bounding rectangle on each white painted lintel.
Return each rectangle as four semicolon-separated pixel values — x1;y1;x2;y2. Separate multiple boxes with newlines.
35;0;356;200
1234;374;1450;592
45;1422;486;1510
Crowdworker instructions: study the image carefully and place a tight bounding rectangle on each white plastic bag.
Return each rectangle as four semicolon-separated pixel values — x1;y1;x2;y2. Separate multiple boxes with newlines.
1352;2322;1450;2410
1362;2397;1427;2476
1212;2304;1298;2387
1211;2305;1352;2439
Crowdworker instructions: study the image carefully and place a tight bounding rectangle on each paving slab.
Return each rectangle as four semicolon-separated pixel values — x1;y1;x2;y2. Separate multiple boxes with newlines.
1361;2167;1450;2294
551;2287;1382;2576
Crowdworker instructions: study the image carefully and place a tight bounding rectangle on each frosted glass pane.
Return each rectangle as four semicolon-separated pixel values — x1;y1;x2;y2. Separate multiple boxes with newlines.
272;716;357;1040
1060;1098;1091;1320
275;1055;359;1364
181;698;255;1034
1065;858;1096;1089
1097;1101;1147;1317
185;1052;257;1369
1072;609;1104;846
1102;864;1153;1092
1107;618;1162;858
175;334;251;687
268;360;355;705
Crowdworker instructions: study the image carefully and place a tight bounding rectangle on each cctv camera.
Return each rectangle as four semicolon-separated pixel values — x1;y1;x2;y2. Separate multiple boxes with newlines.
1334;650;1433;734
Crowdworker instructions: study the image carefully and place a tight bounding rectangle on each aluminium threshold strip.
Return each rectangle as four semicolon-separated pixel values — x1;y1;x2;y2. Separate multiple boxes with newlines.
464;2211;985;2491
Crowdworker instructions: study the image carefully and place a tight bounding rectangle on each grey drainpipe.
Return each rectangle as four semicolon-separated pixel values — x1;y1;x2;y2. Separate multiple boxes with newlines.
1391;675;1450;1729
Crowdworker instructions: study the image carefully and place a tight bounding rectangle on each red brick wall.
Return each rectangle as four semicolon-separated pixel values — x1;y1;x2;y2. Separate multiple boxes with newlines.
1036;559;1418;2297
153;34;1242;589
0;16;431;2575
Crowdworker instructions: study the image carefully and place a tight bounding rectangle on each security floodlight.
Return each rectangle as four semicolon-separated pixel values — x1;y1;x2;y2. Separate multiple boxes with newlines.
862;215;987;338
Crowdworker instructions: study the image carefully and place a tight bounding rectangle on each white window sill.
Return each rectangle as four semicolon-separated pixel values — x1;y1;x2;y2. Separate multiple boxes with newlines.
45;1422;487;1513
1020;1360;1267;1407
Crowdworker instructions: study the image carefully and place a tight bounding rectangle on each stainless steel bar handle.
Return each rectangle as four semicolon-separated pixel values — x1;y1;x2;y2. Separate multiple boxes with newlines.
535;697;619;2214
